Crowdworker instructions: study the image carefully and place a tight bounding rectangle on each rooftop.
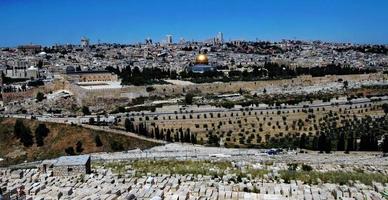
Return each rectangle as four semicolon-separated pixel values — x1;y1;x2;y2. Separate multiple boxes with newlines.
191;64;216;73
55;155;90;166
66;70;111;75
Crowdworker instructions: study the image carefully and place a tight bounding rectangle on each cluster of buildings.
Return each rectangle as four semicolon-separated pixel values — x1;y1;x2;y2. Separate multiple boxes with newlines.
0;35;387;116
0;57;41;80
163;32;223;46
1;35;386;85
271;40;388;69
65;67;118;83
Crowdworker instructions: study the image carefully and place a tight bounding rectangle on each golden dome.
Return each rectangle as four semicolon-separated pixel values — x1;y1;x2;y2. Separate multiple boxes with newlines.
195;54;209;65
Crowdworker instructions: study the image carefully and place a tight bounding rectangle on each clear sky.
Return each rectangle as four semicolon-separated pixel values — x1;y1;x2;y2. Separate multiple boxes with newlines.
1;0;388;47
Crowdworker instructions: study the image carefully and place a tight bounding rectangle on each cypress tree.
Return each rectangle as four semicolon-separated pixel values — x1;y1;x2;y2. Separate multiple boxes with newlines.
14;119;34;147
35;124;49;147
382;135;388;153
337;132;345;151
325;136;332;153
76;141;84;153
124;118;133;132
95;135;103;147
299;133;307;149
166;129;172;142
346;133;354;152
318;133;326;153
154;126;160;139
191;133;197;144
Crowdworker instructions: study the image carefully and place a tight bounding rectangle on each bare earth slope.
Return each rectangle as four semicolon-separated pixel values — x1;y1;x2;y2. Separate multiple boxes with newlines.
0;118;158;166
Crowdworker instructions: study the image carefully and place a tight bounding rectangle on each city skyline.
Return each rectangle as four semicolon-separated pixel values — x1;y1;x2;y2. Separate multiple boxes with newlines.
1;1;388;199
1;0;388;46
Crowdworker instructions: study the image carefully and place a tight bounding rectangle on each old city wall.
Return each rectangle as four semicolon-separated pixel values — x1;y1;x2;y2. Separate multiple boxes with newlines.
150;73;384;96
65;73;385;106
2;80;67;104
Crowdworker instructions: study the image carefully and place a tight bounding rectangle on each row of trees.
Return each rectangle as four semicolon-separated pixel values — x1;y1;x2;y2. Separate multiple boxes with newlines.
65;141;84;155
124;110;388;153
107;62;376;86
297;114;388;153
294;64;375;77
180;63;375;83
107;66;178;86
14;119;50;147
313;132;388;153
124;118;197;144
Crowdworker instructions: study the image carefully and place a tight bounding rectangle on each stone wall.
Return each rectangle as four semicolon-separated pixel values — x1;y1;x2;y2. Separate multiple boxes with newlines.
2;90;34;103
65;73;387;106
67;73;118;83
52;160;90;176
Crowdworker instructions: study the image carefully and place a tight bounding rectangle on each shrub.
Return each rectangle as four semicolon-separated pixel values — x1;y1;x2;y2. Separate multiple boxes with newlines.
301;164;313;171
95;135;103;147
36;92;45;102
35;124;50;146
65;147;75;155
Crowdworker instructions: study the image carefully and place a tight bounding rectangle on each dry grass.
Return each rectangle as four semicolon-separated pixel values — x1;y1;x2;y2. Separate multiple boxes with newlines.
279;170;388;186
0;118;158;166
93;160;269;178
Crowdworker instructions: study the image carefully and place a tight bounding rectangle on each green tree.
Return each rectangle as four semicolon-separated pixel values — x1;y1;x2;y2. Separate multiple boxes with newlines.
184;93;194;105
343;80;349;90
166;129;172;142
207;132;220;147
301;164;313;171
76;141;84;153
318;133;326;153
190;133;197;144
14;119;34;147
299;133;307;149
154;126;160;139
95;135;103;147
35;124;49;146
325;136;332;153
124;118;133;132
89;117;95;125
382;103;388;115
337;132;345;151
110;140;124;151
346;133;355;153
382;135;388;153
82;106;91;115
65;147;75;155
36;92;45;102
239;88;244;95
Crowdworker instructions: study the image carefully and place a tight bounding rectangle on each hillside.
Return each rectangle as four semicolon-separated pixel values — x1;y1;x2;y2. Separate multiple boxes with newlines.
0;117;158;166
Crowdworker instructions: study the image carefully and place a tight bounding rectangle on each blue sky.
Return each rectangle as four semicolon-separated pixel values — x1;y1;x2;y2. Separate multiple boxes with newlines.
0;0;388;46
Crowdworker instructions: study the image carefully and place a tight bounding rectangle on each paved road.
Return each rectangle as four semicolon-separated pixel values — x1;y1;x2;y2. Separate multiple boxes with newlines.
4;96;388;120
112;96;388;118
81;124;166;144
3;96;388;123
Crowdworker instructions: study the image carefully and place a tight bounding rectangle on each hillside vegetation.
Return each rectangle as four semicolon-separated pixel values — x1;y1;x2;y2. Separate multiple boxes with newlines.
0;118;158;166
